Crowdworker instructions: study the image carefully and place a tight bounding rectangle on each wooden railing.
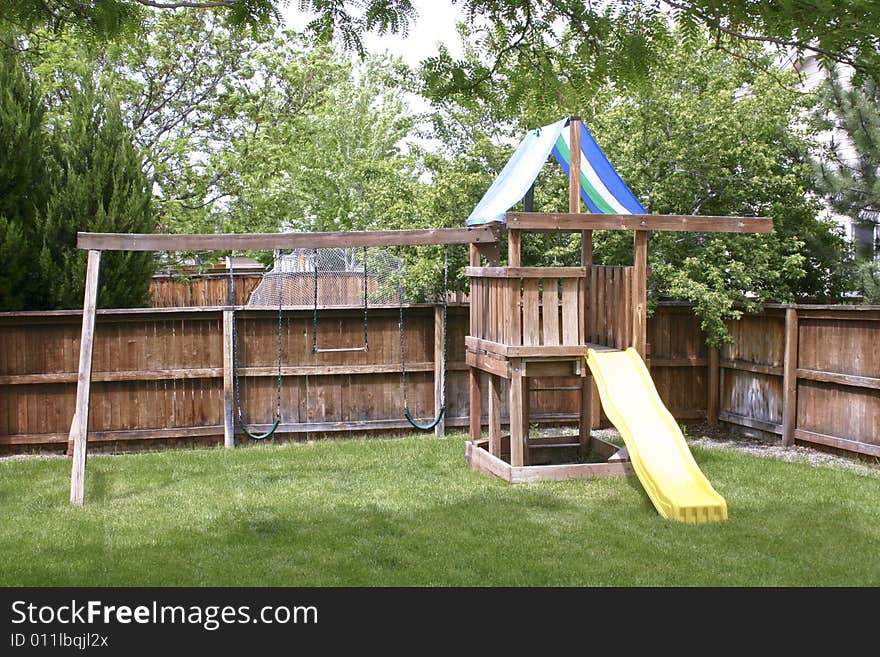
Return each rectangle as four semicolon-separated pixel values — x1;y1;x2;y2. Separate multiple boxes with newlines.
467;267;586;347
586;265;635;350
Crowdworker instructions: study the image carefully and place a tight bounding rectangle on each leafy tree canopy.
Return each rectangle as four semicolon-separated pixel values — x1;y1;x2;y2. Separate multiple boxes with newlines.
3;1;879;87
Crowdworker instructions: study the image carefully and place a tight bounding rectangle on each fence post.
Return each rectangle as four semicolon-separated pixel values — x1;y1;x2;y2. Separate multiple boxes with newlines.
782;306;799;447
707;346;720;426
69;249;101;506
222;310;235;448
434;304;446;436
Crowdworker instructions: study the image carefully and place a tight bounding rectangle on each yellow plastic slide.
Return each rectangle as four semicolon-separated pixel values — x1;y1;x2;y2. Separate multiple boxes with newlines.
586;347;728;524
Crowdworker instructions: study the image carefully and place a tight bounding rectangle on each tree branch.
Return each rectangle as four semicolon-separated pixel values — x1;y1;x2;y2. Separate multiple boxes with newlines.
136;0;242;8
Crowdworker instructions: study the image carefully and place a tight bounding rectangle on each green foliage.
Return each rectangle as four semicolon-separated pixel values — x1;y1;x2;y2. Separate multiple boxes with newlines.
812;71;880;241
0;42;156;311
0;42;46;310
421;0;880;105
855;260;880;304
38;80;156;309
592;38;855;344
222;44;419;237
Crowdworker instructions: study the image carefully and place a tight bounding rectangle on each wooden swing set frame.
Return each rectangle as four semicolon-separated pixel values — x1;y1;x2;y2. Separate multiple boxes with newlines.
67;118;771;505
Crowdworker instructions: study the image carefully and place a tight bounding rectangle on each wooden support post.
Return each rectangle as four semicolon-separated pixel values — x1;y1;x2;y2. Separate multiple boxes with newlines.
569;117;592;267
580;376;592;456
509;361;528;466
69;249;101;507
508;229;521;267
632;230;648;358
707;347;720;426
434;305;446;436
522;377;530;454
222;309;236;448
488;374;502;456
469;244;484;444
469;243;481;267
782;306;799;447
469;368;482;443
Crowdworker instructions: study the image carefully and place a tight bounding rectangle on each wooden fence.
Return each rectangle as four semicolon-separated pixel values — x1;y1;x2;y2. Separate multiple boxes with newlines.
1;303;877;458
150;274;261;308
716;304;879;458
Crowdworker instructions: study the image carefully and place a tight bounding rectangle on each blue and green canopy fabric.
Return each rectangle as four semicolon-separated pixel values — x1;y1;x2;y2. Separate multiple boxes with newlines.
465;118;645;226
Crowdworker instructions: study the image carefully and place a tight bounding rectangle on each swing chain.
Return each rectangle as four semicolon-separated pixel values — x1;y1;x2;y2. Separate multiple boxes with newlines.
399;247;448;430
227;255;283;441
312;247;319;354
363;246;369;351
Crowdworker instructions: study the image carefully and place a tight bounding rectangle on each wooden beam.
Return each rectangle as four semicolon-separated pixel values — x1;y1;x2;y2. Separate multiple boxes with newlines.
506;212;773;233
720;359;783;377
508;229;521;267
782;307;799;447
434;305;446;437
465;266;587;278
488;374;502;457
509;362;527;466
632;230;648;357
650;357;708;367
707;347;720;426
466;349;510;378
569;117;593;268
795;368;880;390
69;249;101;507
509;461;633;483
469;243;481;267
718;411;782;435
465;441;512;482
222;310;235;448
579;376;592;456
794;428;880;459
469;368;483;442
0;361;459;386
77;226;500;251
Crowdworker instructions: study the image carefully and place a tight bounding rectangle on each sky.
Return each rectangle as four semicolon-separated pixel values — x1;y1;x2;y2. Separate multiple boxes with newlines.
281;1;466;63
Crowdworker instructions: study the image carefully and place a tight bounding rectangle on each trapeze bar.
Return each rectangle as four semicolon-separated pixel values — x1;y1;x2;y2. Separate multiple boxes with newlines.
313;346;370;354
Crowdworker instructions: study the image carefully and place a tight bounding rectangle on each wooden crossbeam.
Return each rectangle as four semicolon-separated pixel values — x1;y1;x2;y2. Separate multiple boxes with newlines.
506;212;772;233
465;266;587;278
77;225;500;251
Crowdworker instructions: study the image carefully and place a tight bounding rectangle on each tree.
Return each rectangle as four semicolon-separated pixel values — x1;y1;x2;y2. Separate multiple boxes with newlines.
420;1;880;103
0;41;46;310
4;1;878;85
38;80;156;308
812;71;880;256
220;43;420;236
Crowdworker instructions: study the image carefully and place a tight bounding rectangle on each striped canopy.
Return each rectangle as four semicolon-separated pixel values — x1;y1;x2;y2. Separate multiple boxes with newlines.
466;118;645;226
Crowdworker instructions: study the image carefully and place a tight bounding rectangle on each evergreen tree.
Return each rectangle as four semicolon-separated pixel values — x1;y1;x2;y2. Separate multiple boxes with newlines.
39;80;155;309
0;44;47;310
813;71;880;257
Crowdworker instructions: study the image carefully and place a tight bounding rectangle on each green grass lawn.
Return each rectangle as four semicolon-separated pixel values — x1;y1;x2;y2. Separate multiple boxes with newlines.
2;433;879;586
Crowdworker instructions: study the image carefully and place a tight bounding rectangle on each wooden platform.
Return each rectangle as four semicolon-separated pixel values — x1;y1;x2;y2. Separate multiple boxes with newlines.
465;436;634;483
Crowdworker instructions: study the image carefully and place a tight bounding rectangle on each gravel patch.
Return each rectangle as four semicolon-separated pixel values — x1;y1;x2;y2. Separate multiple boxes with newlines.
684;423;880;478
